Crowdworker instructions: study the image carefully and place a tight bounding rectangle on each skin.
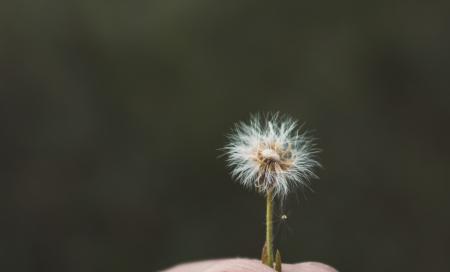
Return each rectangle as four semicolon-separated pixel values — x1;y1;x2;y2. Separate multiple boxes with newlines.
163;258;338;272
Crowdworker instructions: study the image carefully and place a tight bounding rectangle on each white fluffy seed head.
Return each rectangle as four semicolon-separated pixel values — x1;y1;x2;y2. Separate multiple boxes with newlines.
223;113;320;198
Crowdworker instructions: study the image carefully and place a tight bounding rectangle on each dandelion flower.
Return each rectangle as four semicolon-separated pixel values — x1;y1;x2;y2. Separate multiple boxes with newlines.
223;113;320;270
224;113;320;198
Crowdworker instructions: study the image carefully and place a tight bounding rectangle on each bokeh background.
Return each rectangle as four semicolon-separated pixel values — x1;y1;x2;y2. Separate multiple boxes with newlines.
1;1;450;271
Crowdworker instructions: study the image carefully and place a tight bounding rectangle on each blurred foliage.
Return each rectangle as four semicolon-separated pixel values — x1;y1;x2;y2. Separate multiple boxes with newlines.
1;1;450;271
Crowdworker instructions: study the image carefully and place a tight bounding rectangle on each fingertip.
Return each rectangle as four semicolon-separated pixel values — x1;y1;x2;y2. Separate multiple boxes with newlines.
163;259;338;272
283;262;338;272
162;260;219;272
203;258;274;272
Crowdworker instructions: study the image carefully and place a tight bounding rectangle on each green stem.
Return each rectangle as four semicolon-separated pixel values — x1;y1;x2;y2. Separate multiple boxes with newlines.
265;189;274;267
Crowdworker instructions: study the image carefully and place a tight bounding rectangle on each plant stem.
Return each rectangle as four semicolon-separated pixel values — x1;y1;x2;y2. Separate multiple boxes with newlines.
265;189;274;267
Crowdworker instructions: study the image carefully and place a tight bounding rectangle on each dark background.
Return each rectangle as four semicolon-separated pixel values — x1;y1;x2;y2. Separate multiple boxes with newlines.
1;1;450;271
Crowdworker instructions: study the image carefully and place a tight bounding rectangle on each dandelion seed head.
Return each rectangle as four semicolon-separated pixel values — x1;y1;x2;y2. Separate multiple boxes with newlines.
224;113;320;198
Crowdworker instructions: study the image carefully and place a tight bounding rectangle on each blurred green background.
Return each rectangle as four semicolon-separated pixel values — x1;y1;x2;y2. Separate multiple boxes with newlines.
1;1;450;271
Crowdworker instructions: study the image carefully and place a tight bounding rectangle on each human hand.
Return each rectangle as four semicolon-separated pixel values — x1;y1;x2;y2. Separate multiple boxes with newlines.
163;258;337;272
